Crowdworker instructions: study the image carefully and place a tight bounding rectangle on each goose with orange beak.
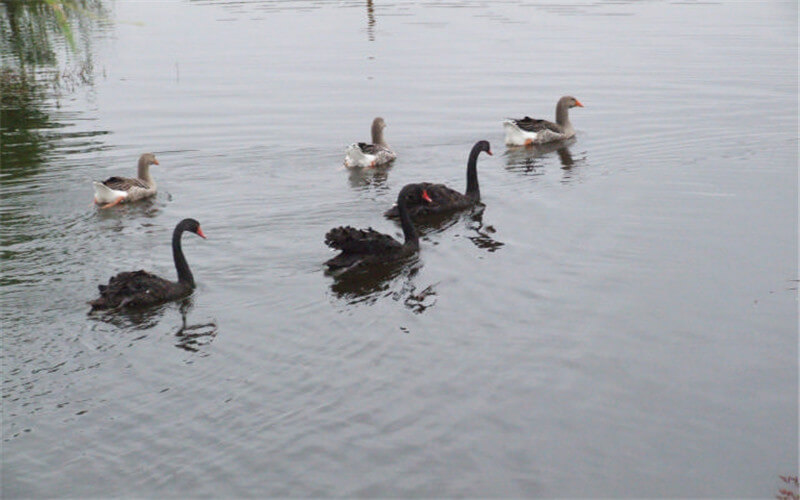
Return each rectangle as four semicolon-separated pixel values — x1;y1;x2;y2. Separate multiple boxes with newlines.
503;96;583;146
92;153;160;208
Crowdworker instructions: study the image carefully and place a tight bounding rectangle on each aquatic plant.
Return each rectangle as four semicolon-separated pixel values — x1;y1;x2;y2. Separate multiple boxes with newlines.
0;0;107;66
1;0;108;179
0;0;107;99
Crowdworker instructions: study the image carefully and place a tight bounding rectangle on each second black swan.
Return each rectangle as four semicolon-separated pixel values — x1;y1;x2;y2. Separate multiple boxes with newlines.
384;140;492;220
325;184;425;270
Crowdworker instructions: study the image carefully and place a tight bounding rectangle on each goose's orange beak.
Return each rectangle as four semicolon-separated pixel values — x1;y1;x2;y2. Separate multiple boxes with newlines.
574;99;584;107
153;159;160;165
487;150;493;155
196;227;207;239
422;190;433;203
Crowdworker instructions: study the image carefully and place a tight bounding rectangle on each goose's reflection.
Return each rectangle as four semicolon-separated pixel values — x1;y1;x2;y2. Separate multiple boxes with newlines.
504;138;578;176
174;299;218;353
327;256;437;313
347;164;391;191
366;0;376;42
92;195;165;220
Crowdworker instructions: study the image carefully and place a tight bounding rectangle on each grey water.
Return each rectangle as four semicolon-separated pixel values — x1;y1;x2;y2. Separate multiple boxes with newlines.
1;1;797;497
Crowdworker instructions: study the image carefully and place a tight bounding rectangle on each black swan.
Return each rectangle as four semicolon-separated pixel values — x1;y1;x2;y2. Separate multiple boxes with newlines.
325;184;424;270
89;218;207;311
503;96;584;146
384;140;492;220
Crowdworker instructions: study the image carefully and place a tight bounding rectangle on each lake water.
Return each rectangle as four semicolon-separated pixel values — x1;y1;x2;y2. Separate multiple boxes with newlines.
1;0;797;497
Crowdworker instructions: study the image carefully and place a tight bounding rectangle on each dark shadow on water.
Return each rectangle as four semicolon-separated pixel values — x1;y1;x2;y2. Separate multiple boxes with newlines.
174;299;218;353
87;301;171;330
87;297;218;352
327;255;437;314
386;204;505;253
463;206;504;252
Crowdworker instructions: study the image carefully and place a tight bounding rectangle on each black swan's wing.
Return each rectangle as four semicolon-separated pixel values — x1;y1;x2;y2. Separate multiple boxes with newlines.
90;270;183;310
325;226;402;254
384;182;470;218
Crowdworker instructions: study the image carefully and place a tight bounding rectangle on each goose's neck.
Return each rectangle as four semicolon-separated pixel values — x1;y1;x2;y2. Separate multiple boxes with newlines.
172;226;194;287
398;200;419;249
465;146;481;200
555;101;572;128
371;124;387;147
137;159;154;184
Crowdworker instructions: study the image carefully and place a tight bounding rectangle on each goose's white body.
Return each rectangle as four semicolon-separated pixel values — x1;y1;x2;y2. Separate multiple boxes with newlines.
344;143;377;168
92;182;129;205
343;117;397;168
503;120;541;146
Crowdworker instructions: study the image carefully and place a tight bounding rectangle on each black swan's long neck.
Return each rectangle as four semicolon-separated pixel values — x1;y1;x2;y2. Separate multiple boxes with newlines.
172;225;194;287
465;145;482;200
398;199;419;248
555;100;571;127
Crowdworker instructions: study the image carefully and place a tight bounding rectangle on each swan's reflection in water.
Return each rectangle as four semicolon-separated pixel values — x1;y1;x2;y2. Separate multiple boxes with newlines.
327;256;437;314
88;302;168;330
504;138;584;182
464;206;504;252
88;298;218;352
386;204;505;253
174;299;218;353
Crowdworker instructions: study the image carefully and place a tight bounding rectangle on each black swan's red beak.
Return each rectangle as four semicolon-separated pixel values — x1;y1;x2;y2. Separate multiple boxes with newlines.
422;190;433;203
196;227;207;239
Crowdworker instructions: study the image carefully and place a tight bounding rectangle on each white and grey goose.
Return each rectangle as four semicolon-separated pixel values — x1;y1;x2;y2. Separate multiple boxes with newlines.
503;96;584;146
92;153;159;208
344;117;397;168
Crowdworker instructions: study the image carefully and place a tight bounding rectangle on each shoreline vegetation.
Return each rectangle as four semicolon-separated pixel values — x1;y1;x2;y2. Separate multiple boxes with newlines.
1;0;106;103
1;0;107;178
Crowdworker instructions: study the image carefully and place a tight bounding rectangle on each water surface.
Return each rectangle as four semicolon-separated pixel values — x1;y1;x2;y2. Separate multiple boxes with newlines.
1;1;797;497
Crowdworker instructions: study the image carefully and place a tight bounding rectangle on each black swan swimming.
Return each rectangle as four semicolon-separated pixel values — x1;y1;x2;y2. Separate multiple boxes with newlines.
89;218;207;311
384;140;492;220
325;184;424;270
503;95;584;146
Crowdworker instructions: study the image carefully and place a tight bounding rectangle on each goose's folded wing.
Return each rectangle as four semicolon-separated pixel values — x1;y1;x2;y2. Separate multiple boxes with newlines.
513;116;563;134
102;176;149;191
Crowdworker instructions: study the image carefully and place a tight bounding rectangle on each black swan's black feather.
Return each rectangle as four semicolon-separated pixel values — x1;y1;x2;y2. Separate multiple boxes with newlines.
90;218;206;312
